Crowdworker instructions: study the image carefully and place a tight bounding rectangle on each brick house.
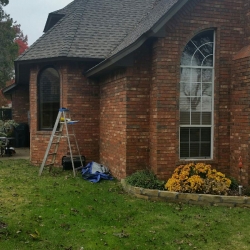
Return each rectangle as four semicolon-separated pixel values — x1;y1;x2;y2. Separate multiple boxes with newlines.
4;0;250;184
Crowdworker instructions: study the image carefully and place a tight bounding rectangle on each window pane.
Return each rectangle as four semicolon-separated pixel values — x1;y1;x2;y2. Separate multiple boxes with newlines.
181;42;196;66
202;83;212;96
191;97;201;111
190;128;200;141
180;143;189;158
202;97;212;111
190;143;199;157
201;143;211;157
192;50;204;66
180;82;190;97
200;43;213;58
180;112;190;125
180;68;191;82
202;112;211;125
202;69;212;82
180;128;189;141
41;103;59;129
201;128;211;141
202;55;213;66
191;112;201;125
190;83;201;96
38;68;60;130
180;97;190;111
191;68;201;82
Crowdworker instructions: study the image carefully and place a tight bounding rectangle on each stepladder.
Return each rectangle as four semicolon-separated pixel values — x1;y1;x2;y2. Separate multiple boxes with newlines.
38;108;84;177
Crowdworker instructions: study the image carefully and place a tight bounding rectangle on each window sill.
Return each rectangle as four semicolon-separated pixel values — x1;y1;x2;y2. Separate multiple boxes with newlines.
180;158;213;161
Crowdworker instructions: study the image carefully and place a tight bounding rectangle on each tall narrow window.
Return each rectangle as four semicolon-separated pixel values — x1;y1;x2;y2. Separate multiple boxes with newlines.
179;30;214;159
38;67;60;130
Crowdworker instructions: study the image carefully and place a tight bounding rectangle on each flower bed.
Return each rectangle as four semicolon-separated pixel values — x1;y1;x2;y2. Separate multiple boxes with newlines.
123;163;249;207
121;179;250;208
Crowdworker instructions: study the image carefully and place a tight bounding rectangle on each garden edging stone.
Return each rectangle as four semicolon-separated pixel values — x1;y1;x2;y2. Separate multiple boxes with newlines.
121;179;250;208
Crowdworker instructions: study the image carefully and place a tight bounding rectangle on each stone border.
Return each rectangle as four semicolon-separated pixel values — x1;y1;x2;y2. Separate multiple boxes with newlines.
121;179;250;208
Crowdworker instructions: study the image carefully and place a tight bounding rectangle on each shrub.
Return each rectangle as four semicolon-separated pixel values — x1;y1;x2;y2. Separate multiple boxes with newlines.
228;176;239;191
0;120;19;137
165;163;231;195
125;170;165;190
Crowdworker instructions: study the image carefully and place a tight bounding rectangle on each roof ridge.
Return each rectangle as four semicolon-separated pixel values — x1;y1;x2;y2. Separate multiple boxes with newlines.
105;0;161;58
107;0;178;58
66;0;90;57
51;0;77;14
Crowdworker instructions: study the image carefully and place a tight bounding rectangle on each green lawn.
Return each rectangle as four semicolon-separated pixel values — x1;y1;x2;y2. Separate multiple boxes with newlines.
0;159;250;250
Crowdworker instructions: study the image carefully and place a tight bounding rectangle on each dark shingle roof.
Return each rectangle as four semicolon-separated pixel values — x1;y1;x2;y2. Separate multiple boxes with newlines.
109;0;179;57
17;0;165;62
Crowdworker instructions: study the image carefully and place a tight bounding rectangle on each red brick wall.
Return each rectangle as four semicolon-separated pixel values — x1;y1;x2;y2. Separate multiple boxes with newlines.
30;62;100;167
244;1;250;45
64;63;100;164
150;0;244;179
99;43;151;179
125;42;151;176
99;69;127;179
231;54;250;186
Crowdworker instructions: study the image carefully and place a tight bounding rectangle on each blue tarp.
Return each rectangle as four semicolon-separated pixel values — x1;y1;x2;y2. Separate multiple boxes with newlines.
81;162;113;183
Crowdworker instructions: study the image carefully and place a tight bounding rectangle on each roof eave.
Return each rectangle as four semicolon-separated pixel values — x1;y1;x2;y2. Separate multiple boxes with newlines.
85;36;148;77
15;56;104;65
2;83;17;94
85;0;189;78
14;56;104;85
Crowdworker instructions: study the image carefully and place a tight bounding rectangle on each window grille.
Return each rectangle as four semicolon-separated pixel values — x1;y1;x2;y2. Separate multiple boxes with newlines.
180;30;214;159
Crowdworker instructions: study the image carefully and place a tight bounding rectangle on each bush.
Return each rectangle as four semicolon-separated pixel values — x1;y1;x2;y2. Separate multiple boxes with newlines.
126;170;165;190
0;120;18;137
165;163;231;195
228;176;239;191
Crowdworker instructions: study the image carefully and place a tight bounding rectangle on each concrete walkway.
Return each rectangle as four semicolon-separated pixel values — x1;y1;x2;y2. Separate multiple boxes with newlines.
1;147;30;160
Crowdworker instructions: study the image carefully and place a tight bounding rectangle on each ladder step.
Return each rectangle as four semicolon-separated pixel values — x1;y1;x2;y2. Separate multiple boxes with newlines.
60;134;75;138
48;153;57;156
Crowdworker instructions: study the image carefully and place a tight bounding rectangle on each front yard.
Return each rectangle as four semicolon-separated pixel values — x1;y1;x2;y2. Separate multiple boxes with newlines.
0;159;250;249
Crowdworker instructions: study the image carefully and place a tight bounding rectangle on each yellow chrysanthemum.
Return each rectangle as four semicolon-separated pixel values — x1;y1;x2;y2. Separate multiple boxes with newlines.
165;162;231;194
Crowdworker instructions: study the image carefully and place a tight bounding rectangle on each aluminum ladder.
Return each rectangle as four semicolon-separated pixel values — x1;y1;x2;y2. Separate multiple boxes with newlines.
38;108;83;177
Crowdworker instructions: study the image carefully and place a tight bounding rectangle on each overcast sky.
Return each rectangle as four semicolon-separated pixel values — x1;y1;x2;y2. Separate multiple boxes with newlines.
4;0;73;46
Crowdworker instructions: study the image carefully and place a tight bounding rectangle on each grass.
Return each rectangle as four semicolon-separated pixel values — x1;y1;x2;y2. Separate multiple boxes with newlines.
0;160;250;249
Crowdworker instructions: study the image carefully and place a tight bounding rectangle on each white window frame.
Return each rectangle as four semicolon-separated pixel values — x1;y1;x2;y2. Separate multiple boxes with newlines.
179;30;215;160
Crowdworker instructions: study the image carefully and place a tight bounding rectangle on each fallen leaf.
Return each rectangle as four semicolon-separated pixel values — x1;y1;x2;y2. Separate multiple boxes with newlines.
113;230;129;238
29;229;40;239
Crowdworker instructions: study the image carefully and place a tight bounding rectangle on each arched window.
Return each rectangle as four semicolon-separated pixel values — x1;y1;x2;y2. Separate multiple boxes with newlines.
179;30;214;159
38;67;60;130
